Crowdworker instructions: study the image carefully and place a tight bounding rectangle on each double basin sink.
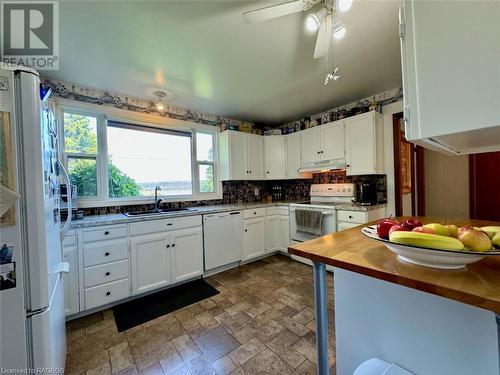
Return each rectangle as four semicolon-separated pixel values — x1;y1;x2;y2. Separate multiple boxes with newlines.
124;207;198;217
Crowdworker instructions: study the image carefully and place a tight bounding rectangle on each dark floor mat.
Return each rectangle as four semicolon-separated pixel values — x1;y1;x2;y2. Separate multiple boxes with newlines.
112;279;219;332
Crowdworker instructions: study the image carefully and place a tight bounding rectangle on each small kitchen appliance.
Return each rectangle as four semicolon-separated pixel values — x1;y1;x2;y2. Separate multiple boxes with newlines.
356;181;377;206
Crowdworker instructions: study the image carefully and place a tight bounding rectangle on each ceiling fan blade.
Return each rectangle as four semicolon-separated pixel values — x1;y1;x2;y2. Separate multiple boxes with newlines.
313;14;331;59
243;0;304;24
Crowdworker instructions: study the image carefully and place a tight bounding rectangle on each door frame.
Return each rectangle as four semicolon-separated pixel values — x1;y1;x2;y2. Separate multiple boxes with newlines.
393;113;425;216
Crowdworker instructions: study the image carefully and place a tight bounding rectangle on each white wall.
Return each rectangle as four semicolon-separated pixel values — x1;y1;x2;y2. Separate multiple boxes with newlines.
382;101;403;217
334;269;498;375
424;150;469;219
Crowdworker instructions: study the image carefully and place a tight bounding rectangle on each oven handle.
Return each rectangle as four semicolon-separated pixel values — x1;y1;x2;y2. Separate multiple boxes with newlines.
290;208;335;215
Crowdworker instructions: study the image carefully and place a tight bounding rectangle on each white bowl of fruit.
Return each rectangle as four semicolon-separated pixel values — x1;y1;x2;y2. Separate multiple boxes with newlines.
362;218;500;269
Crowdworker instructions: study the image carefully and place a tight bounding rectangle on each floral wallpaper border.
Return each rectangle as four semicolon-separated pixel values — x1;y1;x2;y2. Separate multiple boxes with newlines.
41;77;254;129
279;87;403;130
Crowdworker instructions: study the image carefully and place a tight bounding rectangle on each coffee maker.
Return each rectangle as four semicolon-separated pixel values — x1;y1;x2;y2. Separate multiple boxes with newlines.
356;181;377;205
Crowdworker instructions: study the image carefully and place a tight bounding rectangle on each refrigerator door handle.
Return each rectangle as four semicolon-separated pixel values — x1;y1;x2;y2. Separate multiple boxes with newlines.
58;160;72;241
26;262;68;317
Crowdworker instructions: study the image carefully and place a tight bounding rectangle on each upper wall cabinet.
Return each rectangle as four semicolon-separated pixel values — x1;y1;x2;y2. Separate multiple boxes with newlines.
345;111;384;176
400;0;500;155
285;133;309;179
219;131;263;180
300;120;345;168
264;136;286;179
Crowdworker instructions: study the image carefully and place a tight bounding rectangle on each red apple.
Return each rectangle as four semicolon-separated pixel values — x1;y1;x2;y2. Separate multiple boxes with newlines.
412;226;436;234
377;218;401;239
403;218;423;230
388;224;410;238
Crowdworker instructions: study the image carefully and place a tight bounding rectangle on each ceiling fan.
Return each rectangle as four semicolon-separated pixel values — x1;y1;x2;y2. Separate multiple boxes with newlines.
243;0;352;59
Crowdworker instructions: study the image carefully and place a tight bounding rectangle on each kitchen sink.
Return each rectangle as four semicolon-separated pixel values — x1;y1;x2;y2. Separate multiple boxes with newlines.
124;208;195;217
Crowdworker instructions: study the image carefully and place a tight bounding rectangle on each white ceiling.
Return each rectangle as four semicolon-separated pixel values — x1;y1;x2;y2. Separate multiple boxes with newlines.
45;0;402;125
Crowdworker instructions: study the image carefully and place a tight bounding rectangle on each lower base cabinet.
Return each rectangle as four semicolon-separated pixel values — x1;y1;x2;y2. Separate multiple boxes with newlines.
131;234;172;295
171;227;203;283
243;217;267;261
267;215;290;252
63;232;79;316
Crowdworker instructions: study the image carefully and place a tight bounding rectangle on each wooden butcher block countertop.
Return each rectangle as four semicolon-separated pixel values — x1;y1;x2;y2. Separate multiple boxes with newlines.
288;217;500;314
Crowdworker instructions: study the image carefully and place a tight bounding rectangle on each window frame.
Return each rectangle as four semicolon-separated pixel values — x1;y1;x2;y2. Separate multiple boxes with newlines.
56;99;221;207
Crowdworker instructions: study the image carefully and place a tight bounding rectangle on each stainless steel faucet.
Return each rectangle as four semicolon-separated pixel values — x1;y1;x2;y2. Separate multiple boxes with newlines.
154;186;164;212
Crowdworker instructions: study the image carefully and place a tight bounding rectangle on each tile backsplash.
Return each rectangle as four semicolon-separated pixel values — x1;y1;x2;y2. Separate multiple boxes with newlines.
80;171;386;216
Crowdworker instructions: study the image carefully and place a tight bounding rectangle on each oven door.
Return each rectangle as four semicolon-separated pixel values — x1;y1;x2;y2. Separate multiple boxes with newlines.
289;206;336;242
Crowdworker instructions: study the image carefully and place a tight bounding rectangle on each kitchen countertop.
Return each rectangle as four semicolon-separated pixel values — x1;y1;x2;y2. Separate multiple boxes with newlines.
288;216;500;314
70;201;387;228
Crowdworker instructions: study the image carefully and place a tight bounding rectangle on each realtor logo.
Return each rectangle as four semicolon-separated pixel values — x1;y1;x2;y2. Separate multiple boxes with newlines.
1;1;59;70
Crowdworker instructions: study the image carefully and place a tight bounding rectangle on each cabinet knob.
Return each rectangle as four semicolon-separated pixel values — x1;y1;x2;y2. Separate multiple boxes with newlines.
166;223;173;226
317;151;320;154
105;271;110;276
105;252;110;256
267;171;269;174
106;291;111;296
245;229;248;232
172;244;176;247
320;151;324;154
349;215;353;219
166;244;170;248
104;231;109;235
346;164;351;168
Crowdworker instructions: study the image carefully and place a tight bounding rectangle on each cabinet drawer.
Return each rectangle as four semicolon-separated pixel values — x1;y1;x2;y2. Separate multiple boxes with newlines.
84;260;129;288
129;215;202;236
83;239;129;267
83;225;127;243
244;208;266;219
85;278;130;310
266;207;289;216
63;232;77;247
337;210;367;224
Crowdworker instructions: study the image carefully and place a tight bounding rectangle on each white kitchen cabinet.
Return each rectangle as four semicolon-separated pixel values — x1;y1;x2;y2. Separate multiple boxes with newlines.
300;121;345;168
300;127;321;166
399;0;500;155
246;133;264;179
62;233;79;317
267;215;289;252
219;131;263;180
171;227;203;283
336;207;386;232
345;111;384;176
285;133;301;178
264;136;286;179
243;217;267;261
130;234;171;295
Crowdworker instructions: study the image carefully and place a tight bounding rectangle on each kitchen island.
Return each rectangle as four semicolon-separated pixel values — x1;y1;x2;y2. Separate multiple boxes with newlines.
289;217;500;375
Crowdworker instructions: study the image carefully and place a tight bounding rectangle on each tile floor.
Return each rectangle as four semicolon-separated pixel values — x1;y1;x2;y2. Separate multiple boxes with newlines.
65;254;336;375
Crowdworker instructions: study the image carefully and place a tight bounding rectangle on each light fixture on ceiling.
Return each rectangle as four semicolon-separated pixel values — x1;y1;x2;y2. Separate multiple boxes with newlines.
333;21;346;39
305;7;328;32
337;0;353;12
154;91;166;112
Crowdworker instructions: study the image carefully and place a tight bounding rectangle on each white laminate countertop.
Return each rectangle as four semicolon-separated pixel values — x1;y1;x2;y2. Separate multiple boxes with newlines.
69;201;387;229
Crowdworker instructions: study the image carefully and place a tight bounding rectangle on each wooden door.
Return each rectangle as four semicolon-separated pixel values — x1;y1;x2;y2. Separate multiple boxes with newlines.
470;151;500;221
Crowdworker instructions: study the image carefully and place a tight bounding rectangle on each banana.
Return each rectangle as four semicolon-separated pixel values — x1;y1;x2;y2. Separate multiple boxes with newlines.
492;232;500;248
389;231;464;251
480;226;500;239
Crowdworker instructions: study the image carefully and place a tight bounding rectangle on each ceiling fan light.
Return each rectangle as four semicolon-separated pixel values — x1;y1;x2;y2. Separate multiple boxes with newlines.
337;0;353;12
154;90;167;112
306;14;320;32
156;101;165;112
333;24;346;39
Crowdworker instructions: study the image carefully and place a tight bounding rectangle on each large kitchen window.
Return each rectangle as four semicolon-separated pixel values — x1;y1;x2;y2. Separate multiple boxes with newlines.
60;105;219;206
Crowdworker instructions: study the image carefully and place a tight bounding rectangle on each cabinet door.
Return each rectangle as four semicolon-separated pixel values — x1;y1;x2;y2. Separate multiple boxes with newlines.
321;121;345;161
243;218;266;261
267;215;289;252
286;133;301;178
246;135;264;179
300;128;321;166
345;113;376;175
130;234;171;295
63;245;79;316
229;131;247;180
264;136;286;179
171;227;203;284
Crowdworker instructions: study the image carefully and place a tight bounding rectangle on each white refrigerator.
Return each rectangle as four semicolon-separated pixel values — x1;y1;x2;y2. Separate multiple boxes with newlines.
0;64;71;371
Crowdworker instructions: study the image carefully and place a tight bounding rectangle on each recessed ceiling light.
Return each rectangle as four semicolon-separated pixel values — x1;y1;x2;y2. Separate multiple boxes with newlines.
337;0;353;12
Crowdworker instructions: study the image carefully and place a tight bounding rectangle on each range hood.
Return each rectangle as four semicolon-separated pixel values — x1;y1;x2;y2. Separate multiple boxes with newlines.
299;158;346;173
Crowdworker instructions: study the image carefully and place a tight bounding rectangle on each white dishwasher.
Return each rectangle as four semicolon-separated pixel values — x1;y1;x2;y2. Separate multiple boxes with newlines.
203;211;243;271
